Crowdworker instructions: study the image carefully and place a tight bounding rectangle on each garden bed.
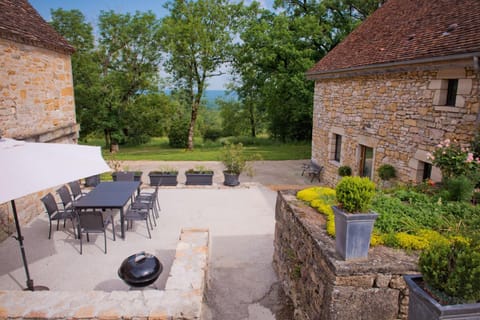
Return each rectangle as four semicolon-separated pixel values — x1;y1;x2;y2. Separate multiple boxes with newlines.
274;190;418;320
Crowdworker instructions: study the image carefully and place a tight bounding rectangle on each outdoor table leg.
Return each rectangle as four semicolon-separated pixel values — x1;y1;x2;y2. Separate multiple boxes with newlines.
120;207;125;239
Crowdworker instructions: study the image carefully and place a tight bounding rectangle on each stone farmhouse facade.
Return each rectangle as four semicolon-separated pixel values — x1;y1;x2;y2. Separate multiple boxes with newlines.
0;0;76;240
306;0;480;187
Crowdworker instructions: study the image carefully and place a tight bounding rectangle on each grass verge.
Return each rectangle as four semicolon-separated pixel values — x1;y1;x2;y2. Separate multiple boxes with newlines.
80;136;311;161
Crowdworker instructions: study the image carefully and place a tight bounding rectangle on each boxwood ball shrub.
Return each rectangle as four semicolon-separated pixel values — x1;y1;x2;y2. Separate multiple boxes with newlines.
419;238;480;304
335;176;376;213
378;164;396;181
338;165;352;177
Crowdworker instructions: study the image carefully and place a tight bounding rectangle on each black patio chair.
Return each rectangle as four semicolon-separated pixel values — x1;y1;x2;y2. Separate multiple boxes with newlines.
138;185;160;217
76;209;115;254
68;180;87;200
57;185;75;211
132;185;160;224
125;204;152;239
40;192;76;239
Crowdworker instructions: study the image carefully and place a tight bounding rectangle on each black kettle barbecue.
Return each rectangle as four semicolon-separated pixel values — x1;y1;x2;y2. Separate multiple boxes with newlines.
118;252;163;288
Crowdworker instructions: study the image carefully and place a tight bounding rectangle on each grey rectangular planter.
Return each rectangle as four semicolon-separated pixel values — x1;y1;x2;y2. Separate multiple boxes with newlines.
112;171;142;182
333;206;378;260
185;172;213;185
404;275;480;319
148;172;178;186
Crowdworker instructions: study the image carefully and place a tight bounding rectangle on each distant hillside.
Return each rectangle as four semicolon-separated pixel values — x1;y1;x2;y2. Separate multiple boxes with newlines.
203;90;238;109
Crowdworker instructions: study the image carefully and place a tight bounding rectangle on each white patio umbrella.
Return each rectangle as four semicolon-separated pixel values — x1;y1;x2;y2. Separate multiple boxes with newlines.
0;137;111;290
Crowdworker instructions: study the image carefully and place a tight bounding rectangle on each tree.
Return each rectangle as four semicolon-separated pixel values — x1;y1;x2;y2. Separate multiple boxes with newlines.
232;5;315;141
50;9;102;139
160;0;237;150
231;0;384;141
51;9;171;147
96;10;164;148
218;99;248;137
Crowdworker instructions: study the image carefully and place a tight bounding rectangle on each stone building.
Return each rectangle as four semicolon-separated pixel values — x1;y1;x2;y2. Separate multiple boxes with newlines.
0;0;76;240
306;0;480;187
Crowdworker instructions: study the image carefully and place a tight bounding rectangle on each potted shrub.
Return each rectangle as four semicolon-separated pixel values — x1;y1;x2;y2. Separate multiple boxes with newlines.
221;142;258;186
378;164;396;188
148;167;178;186
338;165;352;177
185;166;214;185
404;238;480;319
332;176;378;260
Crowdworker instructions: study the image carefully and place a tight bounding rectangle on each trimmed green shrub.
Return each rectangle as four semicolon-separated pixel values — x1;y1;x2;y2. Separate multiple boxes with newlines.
338;165;352;177
444;175;475;202
419;239;480;303
204;128;222;142
168;118;189;148
378;164;396;181
335;176;376;213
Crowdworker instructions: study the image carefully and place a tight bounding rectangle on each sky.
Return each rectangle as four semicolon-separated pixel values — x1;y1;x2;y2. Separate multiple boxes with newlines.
28;0;273;90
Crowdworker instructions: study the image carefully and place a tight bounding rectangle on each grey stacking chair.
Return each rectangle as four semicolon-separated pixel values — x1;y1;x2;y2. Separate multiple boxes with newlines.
40;193;76;239
57;185;75;211
135;185;160;220
68;180;87;200
76;209;115;254
125;204;152;239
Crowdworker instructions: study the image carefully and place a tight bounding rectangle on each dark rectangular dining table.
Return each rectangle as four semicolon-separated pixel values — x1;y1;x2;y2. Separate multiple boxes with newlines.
73;181;140;239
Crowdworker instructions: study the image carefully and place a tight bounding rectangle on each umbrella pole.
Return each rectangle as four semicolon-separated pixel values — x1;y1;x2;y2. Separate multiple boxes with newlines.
11;200;35;291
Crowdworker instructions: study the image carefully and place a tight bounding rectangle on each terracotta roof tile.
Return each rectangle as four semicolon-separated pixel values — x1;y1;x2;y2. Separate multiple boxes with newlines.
308;0;480;76
0;0;75;54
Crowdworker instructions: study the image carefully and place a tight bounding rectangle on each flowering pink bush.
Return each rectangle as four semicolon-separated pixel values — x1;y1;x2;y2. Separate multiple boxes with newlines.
428;139;480;181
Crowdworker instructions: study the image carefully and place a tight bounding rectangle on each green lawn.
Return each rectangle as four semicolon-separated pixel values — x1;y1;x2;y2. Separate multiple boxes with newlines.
80;136;311;161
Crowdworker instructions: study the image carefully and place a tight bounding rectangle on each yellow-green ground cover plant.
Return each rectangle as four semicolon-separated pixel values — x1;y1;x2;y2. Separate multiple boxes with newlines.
297;185;479;250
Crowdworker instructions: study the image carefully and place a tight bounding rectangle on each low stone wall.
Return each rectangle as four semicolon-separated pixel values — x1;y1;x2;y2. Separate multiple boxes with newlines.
0;228;209;320
273;191;419;320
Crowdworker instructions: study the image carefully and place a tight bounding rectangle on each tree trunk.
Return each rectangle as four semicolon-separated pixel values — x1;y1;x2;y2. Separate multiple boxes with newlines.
187;75;205;150
249;103;256;137
187;102;199;151
104;128;111;150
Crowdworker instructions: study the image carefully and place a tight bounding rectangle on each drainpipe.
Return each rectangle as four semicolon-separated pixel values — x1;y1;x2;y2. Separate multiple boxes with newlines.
475;57;480;126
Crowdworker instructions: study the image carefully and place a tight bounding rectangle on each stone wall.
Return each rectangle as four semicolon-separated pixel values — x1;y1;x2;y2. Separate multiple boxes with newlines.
0;38;78;143
273;191;419;320
311;65;480;187
0;37;79;242
0;228;209;320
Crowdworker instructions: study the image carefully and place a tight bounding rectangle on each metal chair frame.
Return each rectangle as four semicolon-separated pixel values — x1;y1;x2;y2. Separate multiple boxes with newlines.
40;193;76;239
76;209;115;254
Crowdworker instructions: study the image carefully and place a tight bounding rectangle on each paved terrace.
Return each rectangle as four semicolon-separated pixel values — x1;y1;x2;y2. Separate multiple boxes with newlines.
0;160;317;319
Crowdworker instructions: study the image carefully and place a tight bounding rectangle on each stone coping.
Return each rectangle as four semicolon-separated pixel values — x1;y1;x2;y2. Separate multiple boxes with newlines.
0;228;209;320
